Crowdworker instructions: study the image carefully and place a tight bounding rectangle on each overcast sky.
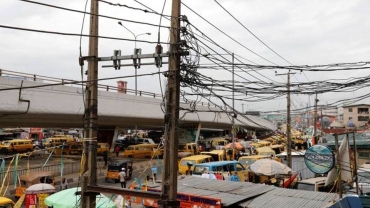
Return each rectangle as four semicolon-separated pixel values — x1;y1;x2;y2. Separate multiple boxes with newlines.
1;0;369;113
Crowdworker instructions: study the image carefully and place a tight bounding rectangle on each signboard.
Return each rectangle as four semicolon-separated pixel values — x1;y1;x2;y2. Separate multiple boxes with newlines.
37;193;49;208
30;128;43;133
304;145;335;174
26;194;37;208
132;187;221;208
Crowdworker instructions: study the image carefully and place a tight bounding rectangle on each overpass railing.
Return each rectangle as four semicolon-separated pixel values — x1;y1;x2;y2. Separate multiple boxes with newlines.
0;69;219;108
0;69;162;98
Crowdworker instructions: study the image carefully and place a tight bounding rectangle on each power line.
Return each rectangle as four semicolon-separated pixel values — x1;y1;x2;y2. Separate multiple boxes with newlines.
18;0;171;29
213;0;292;66
181;2;279;65
98;0;175;19
0;24;167;44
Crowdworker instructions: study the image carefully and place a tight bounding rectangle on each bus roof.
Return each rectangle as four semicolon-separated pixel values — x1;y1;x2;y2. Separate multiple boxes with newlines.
181;155;211;160
238;155;270;159
19;171;53;182
193;161;239;166
0;197;14;205
6;139;32;142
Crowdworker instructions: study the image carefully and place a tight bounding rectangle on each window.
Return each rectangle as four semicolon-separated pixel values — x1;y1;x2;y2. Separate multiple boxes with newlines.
358;116;369;121
358;108;369;114
236;163;244;171
358;152;370;159
348;108;353;112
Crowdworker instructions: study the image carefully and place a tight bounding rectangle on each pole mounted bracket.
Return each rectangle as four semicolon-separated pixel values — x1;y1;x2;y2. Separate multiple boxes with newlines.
133;48;142;69
113;50;121;70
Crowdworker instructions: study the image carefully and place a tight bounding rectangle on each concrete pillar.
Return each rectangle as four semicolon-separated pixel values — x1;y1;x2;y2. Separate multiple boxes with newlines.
110;126;120;153
194;123;202;143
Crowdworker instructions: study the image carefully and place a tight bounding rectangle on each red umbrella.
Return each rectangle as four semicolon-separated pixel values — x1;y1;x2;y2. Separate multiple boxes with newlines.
284;172;299;188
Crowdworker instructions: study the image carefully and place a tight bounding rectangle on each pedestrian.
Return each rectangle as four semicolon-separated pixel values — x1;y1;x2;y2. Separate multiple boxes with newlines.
119;168;126;188
115;146;120;157
229;172;239;182
60;178;68;190
185;163;193;175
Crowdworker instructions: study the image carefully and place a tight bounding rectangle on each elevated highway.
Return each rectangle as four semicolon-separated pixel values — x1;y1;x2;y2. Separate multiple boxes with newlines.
0;71;275;130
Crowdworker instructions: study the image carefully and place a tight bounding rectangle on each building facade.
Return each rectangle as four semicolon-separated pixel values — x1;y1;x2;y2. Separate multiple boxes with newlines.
343;104;370;127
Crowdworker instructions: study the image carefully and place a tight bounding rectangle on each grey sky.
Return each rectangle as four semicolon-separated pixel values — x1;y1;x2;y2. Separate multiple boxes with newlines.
0;0;369;113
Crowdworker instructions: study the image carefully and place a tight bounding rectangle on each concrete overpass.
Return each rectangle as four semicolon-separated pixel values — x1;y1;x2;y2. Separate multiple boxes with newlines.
0;73;275;131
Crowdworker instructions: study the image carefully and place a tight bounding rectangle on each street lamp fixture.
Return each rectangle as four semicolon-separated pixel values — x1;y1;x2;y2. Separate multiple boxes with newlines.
117;22;151;95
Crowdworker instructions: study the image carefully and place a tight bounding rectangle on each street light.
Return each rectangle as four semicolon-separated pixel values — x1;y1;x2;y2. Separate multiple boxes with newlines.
203;52;236;158
118;21;151;95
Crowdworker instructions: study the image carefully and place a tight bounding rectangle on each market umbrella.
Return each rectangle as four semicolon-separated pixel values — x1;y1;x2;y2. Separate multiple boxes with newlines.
45;187;116;208
249;159;292;176
224;142;244;150
25;183;56;194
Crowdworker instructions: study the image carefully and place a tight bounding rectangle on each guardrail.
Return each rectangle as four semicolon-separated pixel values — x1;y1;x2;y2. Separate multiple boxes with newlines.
0;69;219;108
0;69;161;98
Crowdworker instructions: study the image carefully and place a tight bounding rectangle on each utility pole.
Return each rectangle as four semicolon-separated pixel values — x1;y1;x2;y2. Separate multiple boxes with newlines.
241;103;244;114
334;134;342;198
231;53;236;160
83;0;98;207
313;92;319;145
320;107;323;137
286;71;292;168
161;0;181;207
276;70;295;168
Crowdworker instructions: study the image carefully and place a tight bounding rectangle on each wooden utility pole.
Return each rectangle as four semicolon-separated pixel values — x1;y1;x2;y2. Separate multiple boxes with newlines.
84;0;99;207
352;132;359;195
286;72;292;168
313;93;318;145
275;70;295;168
161;0;181;207
334;134;342;198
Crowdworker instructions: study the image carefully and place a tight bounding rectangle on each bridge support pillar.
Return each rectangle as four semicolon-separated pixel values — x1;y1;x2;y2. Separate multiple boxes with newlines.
110;126;119;153
194;123;202;143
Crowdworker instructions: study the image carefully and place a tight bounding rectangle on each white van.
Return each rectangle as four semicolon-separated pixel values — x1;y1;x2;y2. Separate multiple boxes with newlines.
137;138;155;144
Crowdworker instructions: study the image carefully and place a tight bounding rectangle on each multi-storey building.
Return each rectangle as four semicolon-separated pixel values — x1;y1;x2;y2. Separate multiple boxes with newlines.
342;104;370;127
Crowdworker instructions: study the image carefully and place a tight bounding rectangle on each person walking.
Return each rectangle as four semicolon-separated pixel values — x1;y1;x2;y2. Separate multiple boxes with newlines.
119;168;126;188
60;178;68;190
115;146;120;157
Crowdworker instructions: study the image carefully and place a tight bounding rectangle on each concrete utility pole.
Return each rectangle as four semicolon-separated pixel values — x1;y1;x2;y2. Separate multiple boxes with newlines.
313;92;319;145
161;0;181;207
84;0;98;207
276;70;295;168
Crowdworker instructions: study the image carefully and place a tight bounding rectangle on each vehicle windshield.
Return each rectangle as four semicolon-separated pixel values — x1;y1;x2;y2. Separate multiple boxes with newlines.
39;176;53;184
179;144;186;150
238;158;256;166
193;166;210;175
1;141;10;147
126;147;134;150
108;162;125;171
180;160;196;167
215;141;226;145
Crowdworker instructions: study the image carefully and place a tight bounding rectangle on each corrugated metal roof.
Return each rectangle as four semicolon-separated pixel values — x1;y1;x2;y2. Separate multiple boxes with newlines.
238;188;338;208
150;177;338;207
176;176;275;206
